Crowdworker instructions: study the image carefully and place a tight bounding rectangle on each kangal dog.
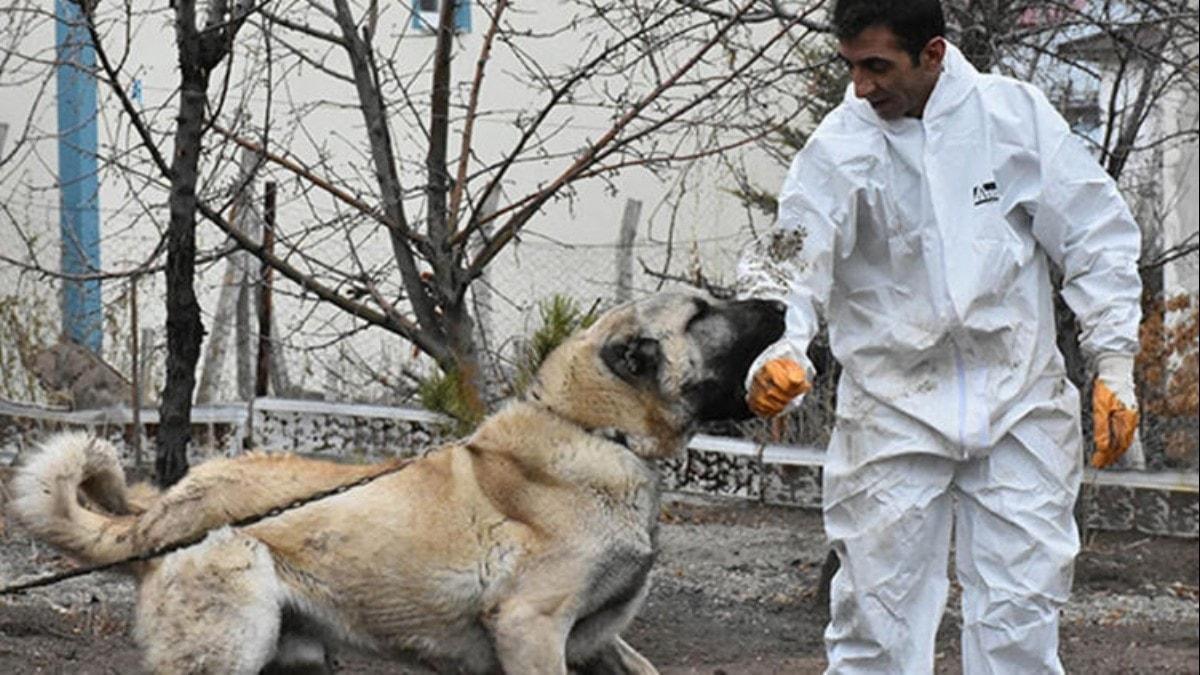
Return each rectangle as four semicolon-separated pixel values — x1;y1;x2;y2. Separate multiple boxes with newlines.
11;292;785;674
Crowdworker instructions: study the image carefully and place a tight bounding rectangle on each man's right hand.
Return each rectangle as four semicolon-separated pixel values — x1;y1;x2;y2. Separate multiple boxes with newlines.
747;358;811;418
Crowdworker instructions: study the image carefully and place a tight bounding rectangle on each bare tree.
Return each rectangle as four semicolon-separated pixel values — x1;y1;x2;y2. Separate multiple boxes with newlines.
216;0;832;420
0;1;833;476
196;0;834;421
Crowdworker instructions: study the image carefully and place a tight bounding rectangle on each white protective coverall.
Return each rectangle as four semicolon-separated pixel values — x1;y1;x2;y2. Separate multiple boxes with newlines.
737;43;1142;673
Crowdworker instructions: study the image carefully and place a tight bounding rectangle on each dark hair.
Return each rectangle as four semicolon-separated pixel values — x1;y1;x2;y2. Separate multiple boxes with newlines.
833;0;945;63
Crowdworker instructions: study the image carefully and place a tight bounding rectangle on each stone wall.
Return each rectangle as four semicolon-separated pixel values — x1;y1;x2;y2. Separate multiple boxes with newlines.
2;398;1195;538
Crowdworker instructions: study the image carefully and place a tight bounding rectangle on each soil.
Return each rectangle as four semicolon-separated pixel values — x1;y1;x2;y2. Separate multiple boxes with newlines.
1;494;1197;674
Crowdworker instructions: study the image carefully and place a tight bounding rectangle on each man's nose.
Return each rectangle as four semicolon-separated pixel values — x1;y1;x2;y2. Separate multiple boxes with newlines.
852;70;876;99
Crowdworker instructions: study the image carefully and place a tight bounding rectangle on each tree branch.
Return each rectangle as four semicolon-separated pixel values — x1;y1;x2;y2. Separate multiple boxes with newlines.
465;0;802;280
210;123;401;234
331;0;444;345
196;201;449;362
446;0;509;238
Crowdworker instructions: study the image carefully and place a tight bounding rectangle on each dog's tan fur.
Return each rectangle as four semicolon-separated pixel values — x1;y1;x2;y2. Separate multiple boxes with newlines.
11;292;784;674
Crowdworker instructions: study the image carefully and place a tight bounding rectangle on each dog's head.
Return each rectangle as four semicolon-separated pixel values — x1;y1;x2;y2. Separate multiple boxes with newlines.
529;292;785;458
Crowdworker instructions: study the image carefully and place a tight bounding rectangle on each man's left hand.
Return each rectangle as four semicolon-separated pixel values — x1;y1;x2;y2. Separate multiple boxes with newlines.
1091;353;1139;469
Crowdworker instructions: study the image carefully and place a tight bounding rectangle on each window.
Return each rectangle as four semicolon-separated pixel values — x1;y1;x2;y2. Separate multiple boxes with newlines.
412;0;471;33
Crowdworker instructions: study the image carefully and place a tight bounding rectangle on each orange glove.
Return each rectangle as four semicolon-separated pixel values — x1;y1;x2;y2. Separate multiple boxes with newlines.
1091;379;1138;469
1090;353;1139;469
748;358;810;418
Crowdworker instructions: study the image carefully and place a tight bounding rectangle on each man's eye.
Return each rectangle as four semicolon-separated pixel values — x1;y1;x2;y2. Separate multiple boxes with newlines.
866;60;890;74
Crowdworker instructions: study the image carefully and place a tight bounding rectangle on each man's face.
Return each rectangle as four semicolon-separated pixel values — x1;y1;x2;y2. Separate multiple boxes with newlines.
837;25;945;120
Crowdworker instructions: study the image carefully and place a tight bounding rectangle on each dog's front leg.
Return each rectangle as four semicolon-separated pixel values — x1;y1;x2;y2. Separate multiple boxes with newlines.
489;599;572;675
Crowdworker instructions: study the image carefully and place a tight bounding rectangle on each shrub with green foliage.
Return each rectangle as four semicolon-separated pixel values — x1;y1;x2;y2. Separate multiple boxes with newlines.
418;294;600;434
514;295;600;395
416;367;482;437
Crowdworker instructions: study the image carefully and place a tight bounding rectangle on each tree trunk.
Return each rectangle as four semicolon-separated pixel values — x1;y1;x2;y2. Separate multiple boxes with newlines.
255;182;276;398
443;301;485;420
156;0;218;488
426;0;487;419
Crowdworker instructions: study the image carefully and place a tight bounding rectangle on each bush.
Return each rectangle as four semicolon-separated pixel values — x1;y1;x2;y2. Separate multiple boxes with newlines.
1137;293;1200;467
511;295;599;397
418;294;599;435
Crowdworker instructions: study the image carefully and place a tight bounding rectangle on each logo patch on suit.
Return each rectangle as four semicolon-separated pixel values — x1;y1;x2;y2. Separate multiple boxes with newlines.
972;181;999;206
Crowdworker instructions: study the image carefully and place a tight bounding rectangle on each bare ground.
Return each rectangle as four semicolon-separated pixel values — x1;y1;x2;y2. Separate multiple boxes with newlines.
1;495;1197;674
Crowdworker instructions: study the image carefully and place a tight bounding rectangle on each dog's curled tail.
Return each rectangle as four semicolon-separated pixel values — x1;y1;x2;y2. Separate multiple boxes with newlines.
10;432;142;565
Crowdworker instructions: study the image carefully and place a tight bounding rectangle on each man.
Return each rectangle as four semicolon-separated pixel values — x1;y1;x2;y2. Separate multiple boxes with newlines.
736;1;1142;672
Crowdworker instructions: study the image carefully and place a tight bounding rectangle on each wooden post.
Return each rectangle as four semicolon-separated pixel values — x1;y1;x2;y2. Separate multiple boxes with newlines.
269;335;294;398
138;328;154;408
256;182;276;398
236;273;253;400
129;275;143;468
615;198;642;303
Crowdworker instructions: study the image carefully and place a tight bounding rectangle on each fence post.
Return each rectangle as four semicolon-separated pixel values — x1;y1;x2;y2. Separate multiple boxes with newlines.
137;325;156;468
196;261;238;403
129;275;143;468
242;395;255;452
138;328;155;408
615;198;642;303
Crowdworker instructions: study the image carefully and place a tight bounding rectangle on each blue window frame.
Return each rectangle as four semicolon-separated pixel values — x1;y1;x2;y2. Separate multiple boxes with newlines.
412;0;471;33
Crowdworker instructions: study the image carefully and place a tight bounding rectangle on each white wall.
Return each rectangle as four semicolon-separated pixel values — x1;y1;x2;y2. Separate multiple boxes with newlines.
0;2;793;403
1159;89;1199;299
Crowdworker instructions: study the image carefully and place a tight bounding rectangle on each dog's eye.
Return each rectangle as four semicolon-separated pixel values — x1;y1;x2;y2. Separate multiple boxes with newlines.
601;336;662;385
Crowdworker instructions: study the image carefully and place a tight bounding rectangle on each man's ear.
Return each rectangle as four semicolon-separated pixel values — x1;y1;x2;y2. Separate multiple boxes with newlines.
600;336;662;387
922;36;946;71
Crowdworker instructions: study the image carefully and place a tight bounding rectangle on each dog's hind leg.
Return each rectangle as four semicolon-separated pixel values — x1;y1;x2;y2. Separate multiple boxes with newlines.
260;606;335;675
573;637;658;675
135;528;287;674
261;634;332;675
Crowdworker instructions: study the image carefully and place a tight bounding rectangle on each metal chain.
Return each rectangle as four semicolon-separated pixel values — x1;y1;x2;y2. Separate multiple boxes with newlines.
0;458;413;596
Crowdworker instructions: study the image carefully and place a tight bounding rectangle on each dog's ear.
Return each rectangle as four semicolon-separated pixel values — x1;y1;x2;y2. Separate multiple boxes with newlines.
600;336;662;387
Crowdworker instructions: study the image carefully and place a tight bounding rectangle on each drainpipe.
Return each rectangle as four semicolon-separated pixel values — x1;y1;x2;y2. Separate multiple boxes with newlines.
55;0;102;353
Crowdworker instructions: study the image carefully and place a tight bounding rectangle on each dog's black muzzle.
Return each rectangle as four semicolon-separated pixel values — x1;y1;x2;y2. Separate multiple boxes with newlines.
686;298;787;422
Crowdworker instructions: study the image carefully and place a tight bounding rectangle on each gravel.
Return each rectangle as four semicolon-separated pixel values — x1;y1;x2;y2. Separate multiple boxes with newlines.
1;492;1196;674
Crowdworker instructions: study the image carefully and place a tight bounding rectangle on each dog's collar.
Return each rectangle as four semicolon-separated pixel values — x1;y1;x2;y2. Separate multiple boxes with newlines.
526;391;633;451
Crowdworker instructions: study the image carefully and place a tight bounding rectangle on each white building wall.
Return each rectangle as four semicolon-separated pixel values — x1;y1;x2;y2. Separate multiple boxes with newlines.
0;2;790;403
1159;90;1199;299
